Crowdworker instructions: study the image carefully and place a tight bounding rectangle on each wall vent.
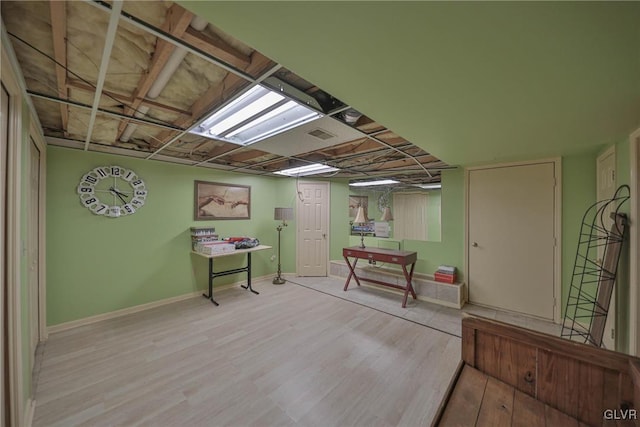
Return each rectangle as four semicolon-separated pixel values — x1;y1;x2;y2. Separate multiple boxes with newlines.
307;128;336;140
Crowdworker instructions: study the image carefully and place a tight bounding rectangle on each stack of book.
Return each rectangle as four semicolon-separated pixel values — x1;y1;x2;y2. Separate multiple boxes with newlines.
195;241;236;255
190;227;219;251
434;265;457;284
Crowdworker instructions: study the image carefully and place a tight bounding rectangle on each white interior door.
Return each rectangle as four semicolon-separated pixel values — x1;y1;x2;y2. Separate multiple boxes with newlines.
297;182;329;276
468;162;557;320
597;147;617;349
28;138;41;360
1;82;9;427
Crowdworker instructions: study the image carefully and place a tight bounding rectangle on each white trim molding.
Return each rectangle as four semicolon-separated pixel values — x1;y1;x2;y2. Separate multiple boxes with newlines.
2;30;25;427
629;128;640;356
29;121;48;343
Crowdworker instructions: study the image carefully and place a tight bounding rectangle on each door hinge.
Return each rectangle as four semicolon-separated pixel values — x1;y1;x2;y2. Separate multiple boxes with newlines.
611;170;616;183
611;328;616;340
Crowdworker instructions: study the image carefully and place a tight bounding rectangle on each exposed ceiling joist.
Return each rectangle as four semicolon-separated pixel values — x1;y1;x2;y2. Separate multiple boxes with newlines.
181;26;250;69
49;0;68;135
116;3;194;140
3;0;450;185
66;79;191;117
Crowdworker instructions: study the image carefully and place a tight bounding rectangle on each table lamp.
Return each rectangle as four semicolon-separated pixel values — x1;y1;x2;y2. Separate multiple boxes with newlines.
273;207;294;284
354;206;368;249
380;206;393;222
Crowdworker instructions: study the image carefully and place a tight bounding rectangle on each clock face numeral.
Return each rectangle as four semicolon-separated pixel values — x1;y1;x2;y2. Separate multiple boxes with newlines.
83;196;98;207
122;169;136;182
94;167;108;178
77;186;94;195
130;197;145;208
91;203;109;215
78;165;147;218
83;174;98;185
123;204;135;215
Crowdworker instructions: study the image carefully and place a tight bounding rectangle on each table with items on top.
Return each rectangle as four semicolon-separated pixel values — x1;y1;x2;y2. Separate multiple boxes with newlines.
192;245;272;306
342;246;418;308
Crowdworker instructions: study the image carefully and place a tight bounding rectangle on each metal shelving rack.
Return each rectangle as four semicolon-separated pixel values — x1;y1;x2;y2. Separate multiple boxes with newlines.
561;185;630;348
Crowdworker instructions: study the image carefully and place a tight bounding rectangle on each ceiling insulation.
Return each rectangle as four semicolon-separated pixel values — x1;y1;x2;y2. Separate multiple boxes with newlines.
1;0;449;186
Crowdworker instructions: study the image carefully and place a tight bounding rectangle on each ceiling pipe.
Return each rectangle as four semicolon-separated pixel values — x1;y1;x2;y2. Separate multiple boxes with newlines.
84;0;123;150
121;15;209;142
120;105;150;142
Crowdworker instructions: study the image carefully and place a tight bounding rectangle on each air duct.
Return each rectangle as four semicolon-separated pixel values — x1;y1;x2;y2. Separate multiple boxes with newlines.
120;105;150;142
342;108;362;125
120;15;209;142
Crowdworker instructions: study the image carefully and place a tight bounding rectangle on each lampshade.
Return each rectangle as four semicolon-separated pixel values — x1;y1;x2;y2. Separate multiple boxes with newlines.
353;206;368;224
274;207;294;222
380;206;393;222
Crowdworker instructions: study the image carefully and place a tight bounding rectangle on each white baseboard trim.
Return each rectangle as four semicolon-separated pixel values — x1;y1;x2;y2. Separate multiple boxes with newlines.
356;282;464;309
47;275;273;334
24;398;35;427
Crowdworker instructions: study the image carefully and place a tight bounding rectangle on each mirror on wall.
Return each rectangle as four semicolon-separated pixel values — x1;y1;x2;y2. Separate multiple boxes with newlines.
348;185;441;242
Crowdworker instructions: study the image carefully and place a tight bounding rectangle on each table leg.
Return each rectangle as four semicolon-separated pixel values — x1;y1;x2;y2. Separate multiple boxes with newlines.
343;256;361;291
202;258;219;306
241;253;260;295
400;262;417;308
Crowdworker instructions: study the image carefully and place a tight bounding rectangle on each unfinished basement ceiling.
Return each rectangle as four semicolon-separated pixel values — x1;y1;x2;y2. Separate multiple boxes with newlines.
1;0;450;186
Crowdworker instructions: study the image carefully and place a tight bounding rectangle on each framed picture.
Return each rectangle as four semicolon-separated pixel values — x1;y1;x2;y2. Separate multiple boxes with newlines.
194;181;251;220
348;195;368;218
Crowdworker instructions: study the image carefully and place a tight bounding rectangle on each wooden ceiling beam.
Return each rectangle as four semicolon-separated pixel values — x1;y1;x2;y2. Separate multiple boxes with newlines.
66;79;191;117
314;138;380;158
49;0;68;134
349;154;439;171
223;149;273;163
181;27;250;69
116;4;194;140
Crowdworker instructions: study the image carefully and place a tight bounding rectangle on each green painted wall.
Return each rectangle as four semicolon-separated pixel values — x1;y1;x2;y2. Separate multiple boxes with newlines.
46;149;352;326
329;180;351;260
179;1;640;166
47;147;287;326
427;190;442;242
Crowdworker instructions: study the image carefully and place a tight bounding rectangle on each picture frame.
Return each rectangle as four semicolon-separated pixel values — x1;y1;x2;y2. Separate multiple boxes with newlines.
194;181;251;220
348;195;368;218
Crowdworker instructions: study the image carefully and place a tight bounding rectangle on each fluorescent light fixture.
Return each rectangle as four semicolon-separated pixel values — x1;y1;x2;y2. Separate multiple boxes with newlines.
190;84;323;145
349;179;400;187
274;163;339;177
417;183;442;189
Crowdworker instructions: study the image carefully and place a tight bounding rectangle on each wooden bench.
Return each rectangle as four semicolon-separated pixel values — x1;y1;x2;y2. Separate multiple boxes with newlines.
433;316;640;427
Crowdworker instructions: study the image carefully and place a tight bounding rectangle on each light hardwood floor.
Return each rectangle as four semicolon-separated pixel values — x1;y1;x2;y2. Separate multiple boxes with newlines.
33;280;462;427
291;276;562;338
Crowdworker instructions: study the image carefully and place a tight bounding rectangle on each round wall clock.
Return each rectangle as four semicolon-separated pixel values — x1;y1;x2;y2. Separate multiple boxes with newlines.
77;165;147;217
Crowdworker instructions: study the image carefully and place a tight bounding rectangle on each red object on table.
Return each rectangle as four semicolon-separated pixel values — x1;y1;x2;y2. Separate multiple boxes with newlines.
342;246;418;308
434;272;457;284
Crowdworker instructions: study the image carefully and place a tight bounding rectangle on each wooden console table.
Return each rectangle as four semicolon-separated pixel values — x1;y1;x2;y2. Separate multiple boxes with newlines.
192;245;271;306
343;246;418;308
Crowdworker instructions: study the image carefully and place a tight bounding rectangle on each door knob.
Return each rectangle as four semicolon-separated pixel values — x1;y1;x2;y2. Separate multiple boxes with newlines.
472;242;478;247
